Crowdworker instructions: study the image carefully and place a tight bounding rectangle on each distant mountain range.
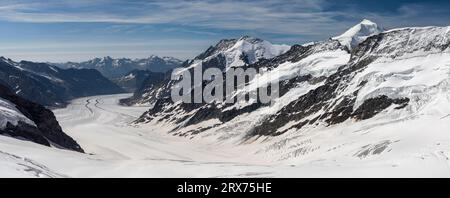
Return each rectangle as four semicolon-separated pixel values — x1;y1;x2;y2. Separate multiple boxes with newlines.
55;55;183;79
0;58;124;107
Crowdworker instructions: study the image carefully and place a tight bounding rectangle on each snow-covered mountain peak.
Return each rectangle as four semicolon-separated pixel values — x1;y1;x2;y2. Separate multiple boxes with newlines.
334;19;384;50
225;37;290;67
193;36;290;69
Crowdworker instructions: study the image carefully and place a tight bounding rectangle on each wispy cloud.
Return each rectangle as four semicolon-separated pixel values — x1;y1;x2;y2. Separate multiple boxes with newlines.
1;0;449;38
0;0;351;36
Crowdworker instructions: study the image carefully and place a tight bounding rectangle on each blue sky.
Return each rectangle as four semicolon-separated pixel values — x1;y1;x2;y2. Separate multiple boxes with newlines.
0;0;449;62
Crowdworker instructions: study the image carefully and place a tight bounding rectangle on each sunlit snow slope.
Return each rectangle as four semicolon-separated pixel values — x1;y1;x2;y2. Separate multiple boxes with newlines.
333;19;384;50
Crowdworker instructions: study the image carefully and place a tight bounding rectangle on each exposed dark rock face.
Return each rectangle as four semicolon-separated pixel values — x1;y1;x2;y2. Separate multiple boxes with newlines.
0;58;124;107
353;96;410;120
250;81;340;137
0;84;84;152
2;122;51;147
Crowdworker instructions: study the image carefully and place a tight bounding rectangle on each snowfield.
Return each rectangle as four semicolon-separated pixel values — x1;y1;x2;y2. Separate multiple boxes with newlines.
0;94;449;177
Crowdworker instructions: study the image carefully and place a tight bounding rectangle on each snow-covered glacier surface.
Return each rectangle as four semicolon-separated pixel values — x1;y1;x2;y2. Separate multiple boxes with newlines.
0;94;449;178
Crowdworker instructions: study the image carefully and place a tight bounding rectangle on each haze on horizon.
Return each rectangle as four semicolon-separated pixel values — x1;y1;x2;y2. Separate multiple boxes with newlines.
0;0;449;62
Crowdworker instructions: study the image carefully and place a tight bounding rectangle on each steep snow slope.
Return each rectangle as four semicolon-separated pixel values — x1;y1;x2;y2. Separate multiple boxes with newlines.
333;19;383;50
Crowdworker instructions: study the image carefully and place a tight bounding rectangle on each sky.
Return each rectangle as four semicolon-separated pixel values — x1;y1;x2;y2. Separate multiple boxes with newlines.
0;0;449;62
